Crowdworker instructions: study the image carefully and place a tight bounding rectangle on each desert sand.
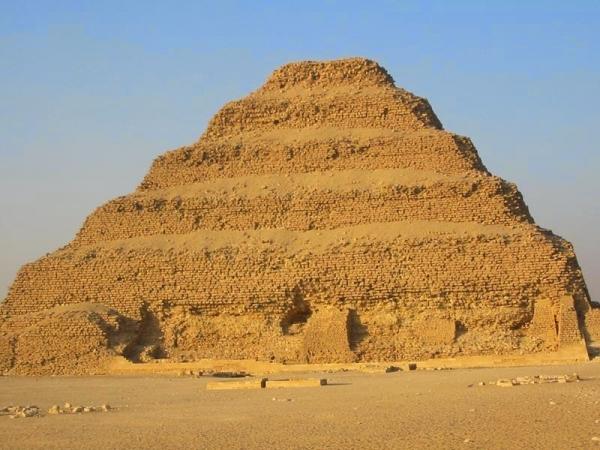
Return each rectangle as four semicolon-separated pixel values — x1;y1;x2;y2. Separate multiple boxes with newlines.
2;362;600;450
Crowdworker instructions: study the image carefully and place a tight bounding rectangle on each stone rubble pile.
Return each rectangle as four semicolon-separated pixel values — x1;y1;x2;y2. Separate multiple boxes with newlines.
1;403;112;419
494;374;580;387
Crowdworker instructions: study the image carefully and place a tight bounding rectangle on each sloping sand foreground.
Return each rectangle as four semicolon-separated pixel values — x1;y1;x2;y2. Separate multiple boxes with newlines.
1;362;600;449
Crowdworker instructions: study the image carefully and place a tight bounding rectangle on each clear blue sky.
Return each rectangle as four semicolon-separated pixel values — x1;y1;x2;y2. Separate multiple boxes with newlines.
1;1;599;301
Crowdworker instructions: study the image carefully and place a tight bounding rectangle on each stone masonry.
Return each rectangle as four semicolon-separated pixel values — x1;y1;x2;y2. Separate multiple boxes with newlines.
0;58;595;374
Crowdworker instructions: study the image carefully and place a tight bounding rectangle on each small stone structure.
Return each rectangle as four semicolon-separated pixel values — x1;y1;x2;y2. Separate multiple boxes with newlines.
0;57;596;374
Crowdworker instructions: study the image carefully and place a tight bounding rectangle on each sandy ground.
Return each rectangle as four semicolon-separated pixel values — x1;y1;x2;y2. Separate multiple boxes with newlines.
1;362;600;450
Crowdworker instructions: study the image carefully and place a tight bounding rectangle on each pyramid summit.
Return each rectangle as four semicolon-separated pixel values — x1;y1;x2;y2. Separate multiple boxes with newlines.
1;57;598;375
262;58;397;89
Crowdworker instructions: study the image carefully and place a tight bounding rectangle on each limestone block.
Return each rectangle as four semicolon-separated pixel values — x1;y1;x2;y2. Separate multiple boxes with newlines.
412;317;456;346
528;298;558;350
559;296;584;344
585;308;600;342
301;308;357;363
0;335;15;373
206;378;267;390
265;378;327;388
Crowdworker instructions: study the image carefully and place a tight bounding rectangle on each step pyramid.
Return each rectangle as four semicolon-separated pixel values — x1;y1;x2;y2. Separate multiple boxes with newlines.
0;58;596;374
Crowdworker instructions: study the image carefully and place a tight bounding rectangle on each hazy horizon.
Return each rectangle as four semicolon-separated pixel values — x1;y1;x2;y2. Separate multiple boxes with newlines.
1;1;599;302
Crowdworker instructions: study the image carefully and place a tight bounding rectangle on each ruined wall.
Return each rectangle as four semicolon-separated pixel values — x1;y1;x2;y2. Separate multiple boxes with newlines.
0;57;593;374
1;223;589;366
585;308;600;343
0;336;15;373
140;130;485;190
0;304;134;375
202;59;442;139
74;174;531;245
301;308;356;363
527;298;559;351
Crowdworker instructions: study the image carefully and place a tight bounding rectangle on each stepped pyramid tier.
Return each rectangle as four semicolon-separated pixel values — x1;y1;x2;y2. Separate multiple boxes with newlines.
0;57;597;375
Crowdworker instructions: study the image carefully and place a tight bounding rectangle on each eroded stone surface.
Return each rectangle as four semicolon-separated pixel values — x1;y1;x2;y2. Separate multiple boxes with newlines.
0;57;596;375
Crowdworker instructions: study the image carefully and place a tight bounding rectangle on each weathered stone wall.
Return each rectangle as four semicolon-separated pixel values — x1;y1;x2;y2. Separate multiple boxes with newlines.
301;308;356;363
527;298;558;351
0;57;593;374
1;223;588;366
202;59;442;139
0;336;15;373
75;174;531;245
0;304;134;375
260;58;396;91
585;308;600;342
140;130;486;190
202;88;441;139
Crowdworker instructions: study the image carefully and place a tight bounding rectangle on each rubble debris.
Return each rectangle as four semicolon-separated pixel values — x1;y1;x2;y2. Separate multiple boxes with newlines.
1;402;114;418
211;371;250;378
1;405;40;419
493;374;580;387
496;379;515;388
266;378;327;389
